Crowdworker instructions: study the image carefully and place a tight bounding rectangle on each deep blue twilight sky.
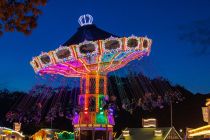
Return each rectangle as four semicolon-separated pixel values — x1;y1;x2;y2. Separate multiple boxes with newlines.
0;0;210;93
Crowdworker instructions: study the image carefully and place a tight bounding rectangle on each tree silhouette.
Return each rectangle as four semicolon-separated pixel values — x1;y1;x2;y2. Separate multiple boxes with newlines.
0;75;209;134
0;0;47;36
179;18;210;54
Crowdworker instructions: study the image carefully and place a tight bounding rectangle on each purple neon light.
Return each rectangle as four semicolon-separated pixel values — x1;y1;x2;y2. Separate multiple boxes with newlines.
72;114;79;125
108;115;115;125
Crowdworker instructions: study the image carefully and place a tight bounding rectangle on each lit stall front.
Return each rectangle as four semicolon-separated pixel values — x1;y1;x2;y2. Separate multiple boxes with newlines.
31;129;58;140
0;127;25;140
187;99;210;138
118;118;182;140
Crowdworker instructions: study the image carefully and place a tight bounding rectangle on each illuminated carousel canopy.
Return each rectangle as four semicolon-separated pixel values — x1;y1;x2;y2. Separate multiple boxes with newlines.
30;14;152;77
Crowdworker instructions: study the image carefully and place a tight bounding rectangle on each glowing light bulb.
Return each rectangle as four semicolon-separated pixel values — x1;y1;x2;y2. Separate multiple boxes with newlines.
100;111;104;115
84;108;88;115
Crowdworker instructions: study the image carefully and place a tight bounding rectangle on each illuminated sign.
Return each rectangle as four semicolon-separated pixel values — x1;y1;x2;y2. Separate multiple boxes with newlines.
142;118;157;128
122;130;130;137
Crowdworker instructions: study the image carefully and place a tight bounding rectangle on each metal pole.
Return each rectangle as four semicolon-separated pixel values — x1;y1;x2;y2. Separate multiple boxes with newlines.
50;118;52;129
170;100;173;127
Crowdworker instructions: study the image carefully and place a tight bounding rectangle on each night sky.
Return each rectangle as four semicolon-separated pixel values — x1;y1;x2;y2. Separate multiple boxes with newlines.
0;0;210;93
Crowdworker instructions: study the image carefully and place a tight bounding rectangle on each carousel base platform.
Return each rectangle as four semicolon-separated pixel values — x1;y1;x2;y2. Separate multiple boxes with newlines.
74;125;113;140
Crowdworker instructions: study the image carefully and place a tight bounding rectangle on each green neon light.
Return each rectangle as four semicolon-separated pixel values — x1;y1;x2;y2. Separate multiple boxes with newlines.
56;131;74;140
96;113;107;124
99;95;104;111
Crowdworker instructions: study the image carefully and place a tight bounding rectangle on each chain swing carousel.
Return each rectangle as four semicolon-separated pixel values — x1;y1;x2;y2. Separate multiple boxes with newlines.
30;14;152;140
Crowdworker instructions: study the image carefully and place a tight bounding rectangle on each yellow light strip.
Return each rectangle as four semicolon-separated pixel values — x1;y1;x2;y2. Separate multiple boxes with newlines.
143;118;156;121
96;75;99;112
97;55;102;73
97;40;103;72
104;76;107;95
143;124;156;128
188;125;210;133
122;37;126;51
85;75;89;110
95;75;99;94
189;130;210;137
86;75;90;94
71;45;78;59
96;94;99;112
206;101;210;106
154;130;162;137
93;124;100;127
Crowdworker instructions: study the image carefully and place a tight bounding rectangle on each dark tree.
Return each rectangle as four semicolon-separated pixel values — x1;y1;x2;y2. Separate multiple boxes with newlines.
0;0;47;36
179;18;210;54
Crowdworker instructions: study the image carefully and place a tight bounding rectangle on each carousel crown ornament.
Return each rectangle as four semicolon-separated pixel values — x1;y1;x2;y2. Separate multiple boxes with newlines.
78;14;93;26
30;14;152;140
